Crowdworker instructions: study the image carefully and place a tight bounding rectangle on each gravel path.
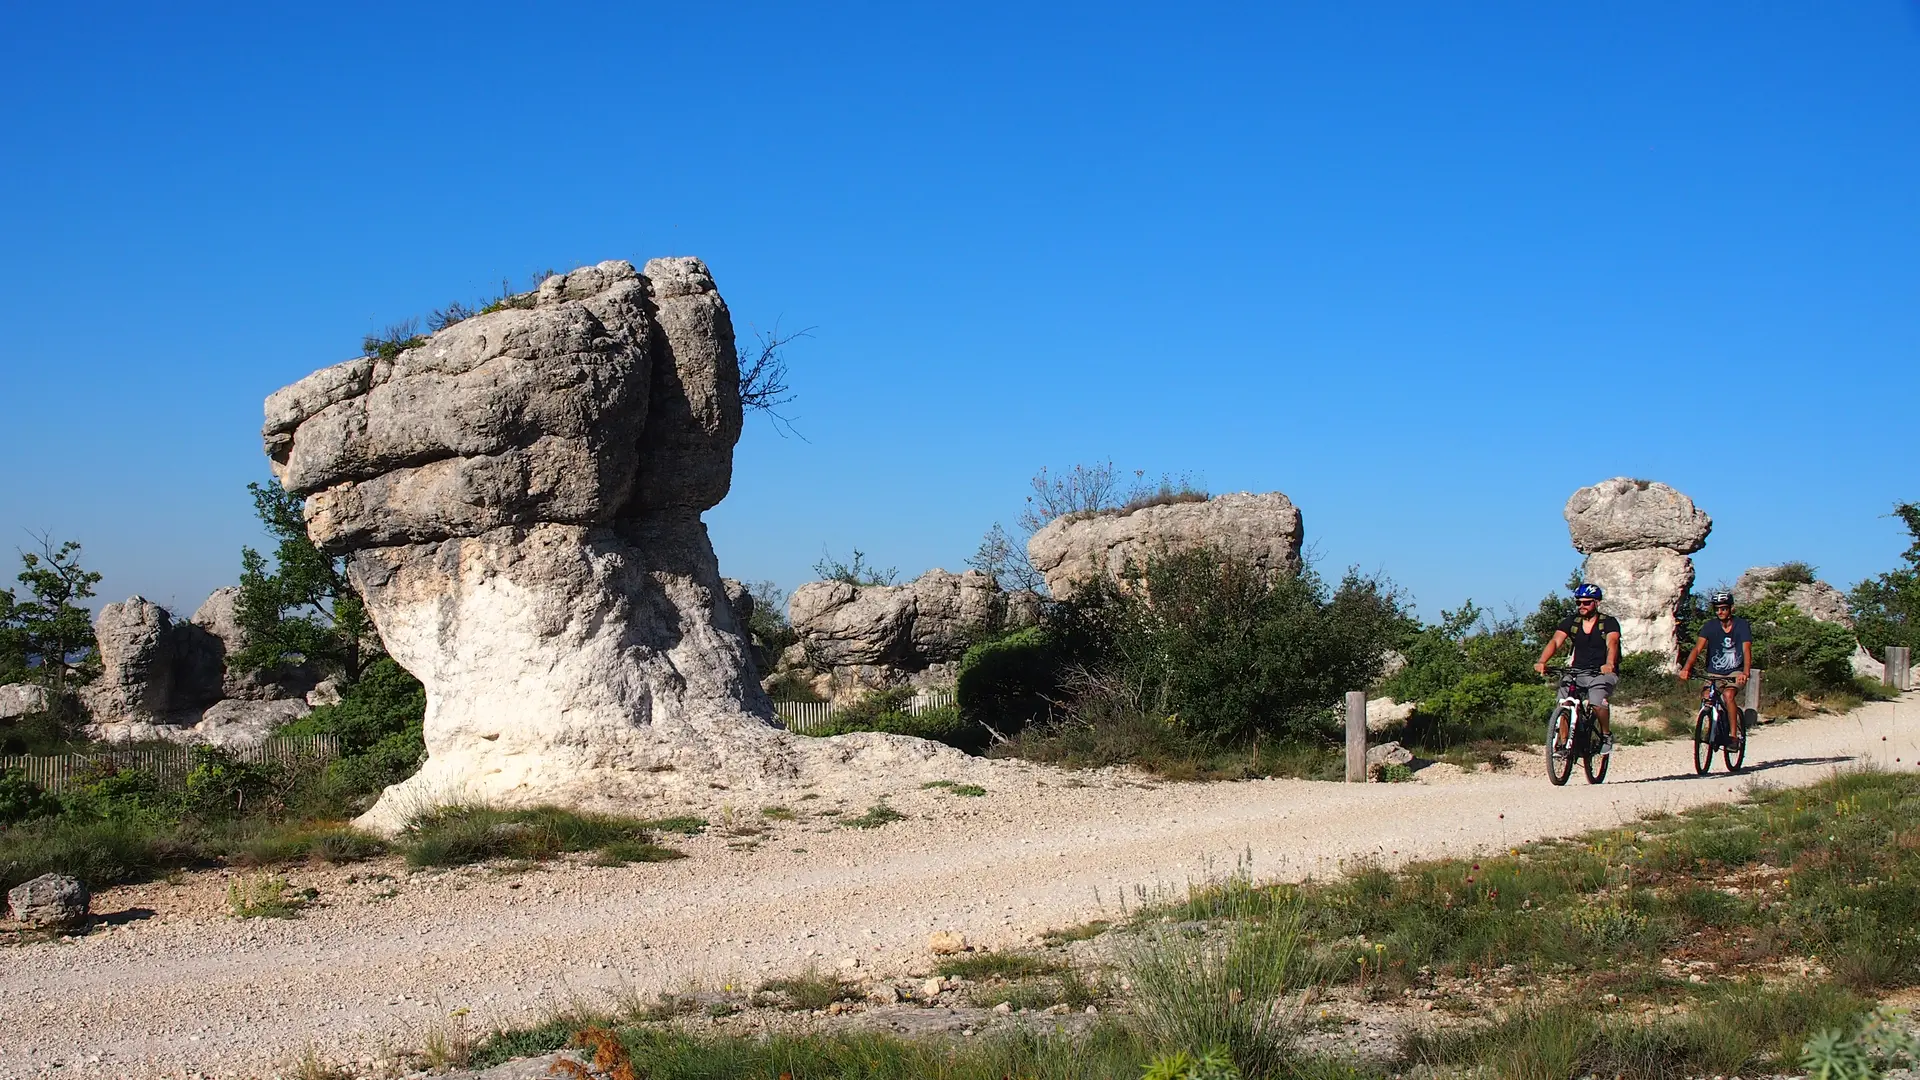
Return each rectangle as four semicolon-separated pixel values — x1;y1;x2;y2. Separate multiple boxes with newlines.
2;691;1914;1079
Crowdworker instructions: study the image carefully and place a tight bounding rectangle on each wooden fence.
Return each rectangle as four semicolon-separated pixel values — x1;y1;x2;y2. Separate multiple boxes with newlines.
775;690;956;736
0;735;341;794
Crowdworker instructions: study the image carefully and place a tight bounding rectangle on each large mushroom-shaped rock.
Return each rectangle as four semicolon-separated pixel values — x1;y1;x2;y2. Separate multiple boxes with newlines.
1564;479;1710;555
1026;491;1304;600
1580;548;1697;657
1563;479;1711;665
265;259;970;832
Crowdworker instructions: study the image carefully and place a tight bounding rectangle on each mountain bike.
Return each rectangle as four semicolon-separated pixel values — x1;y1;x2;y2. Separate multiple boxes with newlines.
1545;668;1609;785
1690;673;1748;775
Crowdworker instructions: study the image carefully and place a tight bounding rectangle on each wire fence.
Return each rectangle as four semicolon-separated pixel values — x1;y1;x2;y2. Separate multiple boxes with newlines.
774;689;956;736
0;735;341;794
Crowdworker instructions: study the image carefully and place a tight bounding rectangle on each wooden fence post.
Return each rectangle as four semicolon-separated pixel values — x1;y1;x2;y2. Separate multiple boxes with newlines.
1887;647;1912;692
1742;669;1762;715
1346;691;1367;783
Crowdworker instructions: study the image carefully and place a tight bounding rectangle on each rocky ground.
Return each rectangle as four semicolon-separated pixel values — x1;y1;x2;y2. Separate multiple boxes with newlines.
1;690;1914;1079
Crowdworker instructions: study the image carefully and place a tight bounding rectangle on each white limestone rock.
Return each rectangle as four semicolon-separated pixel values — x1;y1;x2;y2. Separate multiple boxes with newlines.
1026;491;1304;599
1565;478;1711;555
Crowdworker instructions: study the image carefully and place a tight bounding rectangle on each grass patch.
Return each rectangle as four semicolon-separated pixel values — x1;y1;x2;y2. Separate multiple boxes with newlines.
760;805;796;821
226;821;387;867
587;839;686;867
399;806;682;868
0;814;200;892
842;802;907;829
227;874;308;918
756;970;857;1011
921;780;988;797
937;951;1068;981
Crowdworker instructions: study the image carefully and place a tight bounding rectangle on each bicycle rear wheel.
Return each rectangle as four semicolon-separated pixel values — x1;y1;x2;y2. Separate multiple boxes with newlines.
1693;708;1714;775
1547;707;1576;786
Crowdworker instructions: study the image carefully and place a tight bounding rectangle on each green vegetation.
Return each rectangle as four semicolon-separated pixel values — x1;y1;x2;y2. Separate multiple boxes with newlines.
800;687;982;752
811;548;898;587
841;801;907;829
227;873;308;918
983;547;1404;778
0;535;100;694
235;481;380;684
756;970;857;1011
1850;501;1920;655
922;779;986;796
399;805;684;868
276;657;425;802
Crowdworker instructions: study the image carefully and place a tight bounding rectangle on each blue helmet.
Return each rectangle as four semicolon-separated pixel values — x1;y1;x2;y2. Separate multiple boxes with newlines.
1573;583;1604;601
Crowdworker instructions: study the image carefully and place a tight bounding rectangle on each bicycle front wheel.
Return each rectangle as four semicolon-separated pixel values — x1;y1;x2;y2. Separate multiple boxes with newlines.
1693;708;1714;775
1547;707;1576;786
1723;723;1747;773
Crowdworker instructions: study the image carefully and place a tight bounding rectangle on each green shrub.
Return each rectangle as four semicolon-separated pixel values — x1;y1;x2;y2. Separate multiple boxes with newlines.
1055;548;1408;747
957;626;1060;737
0;769;58;825
0;814;190;892
1849;502;1920;655
1738;596;1862;693
281;657;426;798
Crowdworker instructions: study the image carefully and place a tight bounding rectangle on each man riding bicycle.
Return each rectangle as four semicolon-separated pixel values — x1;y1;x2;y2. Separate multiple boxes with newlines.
1534;583;1621;754
1677;590;1752;748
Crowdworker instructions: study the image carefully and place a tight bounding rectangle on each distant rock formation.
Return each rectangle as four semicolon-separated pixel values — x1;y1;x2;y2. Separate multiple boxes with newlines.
264;259;969;832
784;569;1031;697
1564;478;1710;663
82;593;314;746
1733;565;1882;678
1026;491;1304;600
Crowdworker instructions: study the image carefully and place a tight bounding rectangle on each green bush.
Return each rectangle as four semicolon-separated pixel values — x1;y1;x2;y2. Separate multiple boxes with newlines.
957;626;1060;737
280;657;426;798
1055;548;1408;746
806;689;983;753
1381;600;1562;751
0;769;58;825
1735;596;1861;694
0;814;192;892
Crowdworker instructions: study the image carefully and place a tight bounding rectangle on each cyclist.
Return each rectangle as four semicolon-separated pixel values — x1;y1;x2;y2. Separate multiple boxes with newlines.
1677;590;1752;748
1533;582;1621;754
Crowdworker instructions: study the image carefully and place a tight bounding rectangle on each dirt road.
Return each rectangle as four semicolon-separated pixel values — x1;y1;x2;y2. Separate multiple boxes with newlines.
2;691;1913;1079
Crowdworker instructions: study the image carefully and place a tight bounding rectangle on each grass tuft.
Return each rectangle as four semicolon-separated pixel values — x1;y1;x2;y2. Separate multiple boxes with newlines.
842;802;907;829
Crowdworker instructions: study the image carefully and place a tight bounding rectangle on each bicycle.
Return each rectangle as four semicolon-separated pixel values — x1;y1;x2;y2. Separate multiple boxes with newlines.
1690;673;1748;775
1544;668;1609;785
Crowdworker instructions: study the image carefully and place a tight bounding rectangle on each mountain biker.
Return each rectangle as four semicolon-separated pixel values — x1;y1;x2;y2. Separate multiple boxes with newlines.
1533;583;1621;754
1677;590;1752;747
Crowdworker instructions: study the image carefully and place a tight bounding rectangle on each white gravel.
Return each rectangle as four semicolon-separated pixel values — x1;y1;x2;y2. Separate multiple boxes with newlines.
1;691;1913;1079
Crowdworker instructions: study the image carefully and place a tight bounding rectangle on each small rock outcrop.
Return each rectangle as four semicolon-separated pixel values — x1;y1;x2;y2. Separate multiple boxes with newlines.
786;569;1014;694
1733;566;1882;677
1565;479;1710;663
6;873;89;930
190;586;319;701
265;258;976;832
1026;492;1304;600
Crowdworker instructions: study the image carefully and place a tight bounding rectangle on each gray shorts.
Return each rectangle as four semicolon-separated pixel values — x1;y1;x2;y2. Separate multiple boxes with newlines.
1571;672;1618;706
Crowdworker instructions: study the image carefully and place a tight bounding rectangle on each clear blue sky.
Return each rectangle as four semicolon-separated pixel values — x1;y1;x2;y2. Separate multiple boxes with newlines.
2;3;1916;622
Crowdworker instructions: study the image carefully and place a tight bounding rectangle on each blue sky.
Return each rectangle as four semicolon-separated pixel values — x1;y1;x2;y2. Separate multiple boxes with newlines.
1;3;1916;622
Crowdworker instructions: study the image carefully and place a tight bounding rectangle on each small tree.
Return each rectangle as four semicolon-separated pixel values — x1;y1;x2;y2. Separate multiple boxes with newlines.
0;535;102;693
1851;501;1920;655
233;482;379;684
812;548;897;587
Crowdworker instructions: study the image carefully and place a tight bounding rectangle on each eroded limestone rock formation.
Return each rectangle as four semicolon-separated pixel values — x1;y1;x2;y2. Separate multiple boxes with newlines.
784;569;1028;696
264;259;971;832
1564;478;1710;662
82;592;315;745
1733;566;1882;677
1026;491;1304;600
